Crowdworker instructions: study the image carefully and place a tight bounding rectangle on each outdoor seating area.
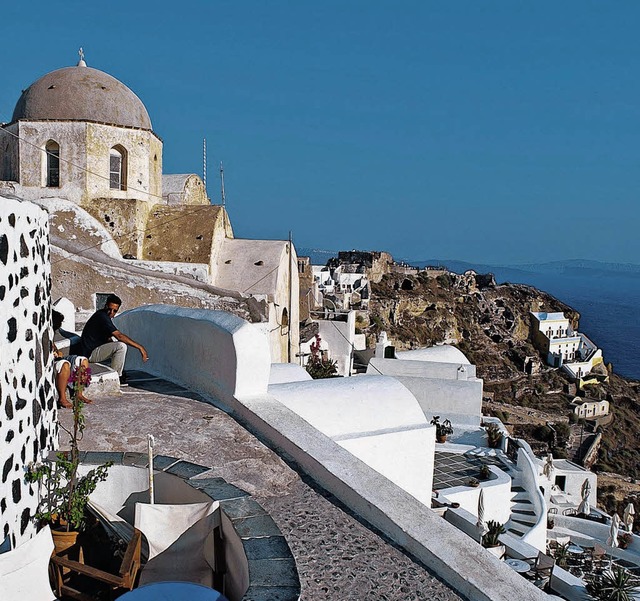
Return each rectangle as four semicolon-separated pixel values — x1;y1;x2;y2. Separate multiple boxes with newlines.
547;538;640;582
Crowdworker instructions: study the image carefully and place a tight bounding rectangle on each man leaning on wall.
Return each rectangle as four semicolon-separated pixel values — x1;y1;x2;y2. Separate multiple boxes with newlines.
72;294;148;385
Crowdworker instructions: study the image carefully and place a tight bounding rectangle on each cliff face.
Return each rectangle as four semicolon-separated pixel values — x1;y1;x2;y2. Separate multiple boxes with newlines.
366;270;577;381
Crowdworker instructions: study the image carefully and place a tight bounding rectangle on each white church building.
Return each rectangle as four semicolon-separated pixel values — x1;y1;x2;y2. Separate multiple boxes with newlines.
0;52;298;362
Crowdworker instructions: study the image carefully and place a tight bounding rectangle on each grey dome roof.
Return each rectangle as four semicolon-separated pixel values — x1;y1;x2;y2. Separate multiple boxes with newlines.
12;65;152;130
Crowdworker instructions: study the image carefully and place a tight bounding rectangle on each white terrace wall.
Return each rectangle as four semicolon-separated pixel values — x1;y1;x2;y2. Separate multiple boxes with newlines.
368;357;483;426
0;195;57;547
116;305;270;400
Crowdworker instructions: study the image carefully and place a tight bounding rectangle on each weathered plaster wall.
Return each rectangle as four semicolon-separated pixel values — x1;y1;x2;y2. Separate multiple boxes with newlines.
83;198;145;258
214;239;299;363
0;195;57;547
0;121;162;209
7;121;88;203
143;205;229;266
84;123;162;204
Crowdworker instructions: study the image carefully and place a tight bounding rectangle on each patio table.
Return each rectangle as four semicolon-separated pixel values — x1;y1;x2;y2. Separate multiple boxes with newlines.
504;558;530;573
119;582;229;601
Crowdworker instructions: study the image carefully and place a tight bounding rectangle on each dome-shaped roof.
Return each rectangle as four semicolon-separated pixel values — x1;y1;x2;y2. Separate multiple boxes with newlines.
396;344;471;365
12;65;152;130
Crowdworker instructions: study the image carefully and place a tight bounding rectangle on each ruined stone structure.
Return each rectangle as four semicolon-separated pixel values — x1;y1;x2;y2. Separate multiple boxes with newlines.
0;196;57;547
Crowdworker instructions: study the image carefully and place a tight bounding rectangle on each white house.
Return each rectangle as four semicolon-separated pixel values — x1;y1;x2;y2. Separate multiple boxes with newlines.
530;312;604;381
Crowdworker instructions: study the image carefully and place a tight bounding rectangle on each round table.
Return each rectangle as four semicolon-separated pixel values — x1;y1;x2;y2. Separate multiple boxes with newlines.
504;558;530;573
567;544;583;555
119;582;229;601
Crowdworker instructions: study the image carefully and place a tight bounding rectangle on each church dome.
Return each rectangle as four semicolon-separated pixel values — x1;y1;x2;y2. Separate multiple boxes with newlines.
12;64;152;130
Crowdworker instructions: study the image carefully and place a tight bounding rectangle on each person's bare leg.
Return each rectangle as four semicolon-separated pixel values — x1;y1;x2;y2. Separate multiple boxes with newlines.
56;362;73;408
77;358;93;404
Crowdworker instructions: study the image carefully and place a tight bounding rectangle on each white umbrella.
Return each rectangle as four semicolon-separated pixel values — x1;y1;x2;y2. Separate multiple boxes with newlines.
607;513;620;548
623;502;636;532
577;478;591;515
542;453;554;479
477;488;488;538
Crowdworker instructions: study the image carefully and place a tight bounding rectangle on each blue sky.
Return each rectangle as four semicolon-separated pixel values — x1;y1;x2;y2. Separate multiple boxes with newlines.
2;2;639;264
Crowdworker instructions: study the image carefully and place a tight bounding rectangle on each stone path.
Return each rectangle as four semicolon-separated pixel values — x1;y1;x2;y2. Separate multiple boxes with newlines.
59;372;461;601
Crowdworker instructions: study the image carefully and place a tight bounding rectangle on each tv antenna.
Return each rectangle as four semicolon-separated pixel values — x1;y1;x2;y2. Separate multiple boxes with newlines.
219;161;226;206
202;138;207;193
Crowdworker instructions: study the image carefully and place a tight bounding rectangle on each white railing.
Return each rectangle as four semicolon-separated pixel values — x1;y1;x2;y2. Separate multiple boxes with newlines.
515;439;548;551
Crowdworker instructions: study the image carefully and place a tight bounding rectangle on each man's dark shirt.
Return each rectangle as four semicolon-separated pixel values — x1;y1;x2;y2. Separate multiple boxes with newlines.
72;309;117;356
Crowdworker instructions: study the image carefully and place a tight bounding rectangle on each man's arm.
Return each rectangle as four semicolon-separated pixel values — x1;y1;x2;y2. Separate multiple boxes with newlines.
112;330;149;362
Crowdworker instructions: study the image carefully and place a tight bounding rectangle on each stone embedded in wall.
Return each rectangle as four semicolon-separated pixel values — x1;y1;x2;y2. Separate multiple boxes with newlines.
0;195;57;548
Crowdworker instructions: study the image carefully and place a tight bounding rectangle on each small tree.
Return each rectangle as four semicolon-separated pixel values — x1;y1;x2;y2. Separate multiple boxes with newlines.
27;364;112;531
305;334;338;379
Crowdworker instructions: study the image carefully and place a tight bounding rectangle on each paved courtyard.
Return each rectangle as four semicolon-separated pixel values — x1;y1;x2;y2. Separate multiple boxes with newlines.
59;371;462;601
433;451;505;490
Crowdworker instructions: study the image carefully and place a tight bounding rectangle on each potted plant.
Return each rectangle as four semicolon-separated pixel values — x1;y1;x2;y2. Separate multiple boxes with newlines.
431;416;453;443
586;564;640;601
479;464;491;480
482;520;506;559
485;423;503;449
467;478;480;488
27;364;112;553
305;334;338;379
618;532;633;550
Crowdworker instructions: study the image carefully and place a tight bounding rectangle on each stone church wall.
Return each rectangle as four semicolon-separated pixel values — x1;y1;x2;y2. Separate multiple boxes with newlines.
0;195;57;547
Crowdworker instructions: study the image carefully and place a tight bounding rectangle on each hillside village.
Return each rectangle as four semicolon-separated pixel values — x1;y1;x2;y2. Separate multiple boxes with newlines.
3;57;640;601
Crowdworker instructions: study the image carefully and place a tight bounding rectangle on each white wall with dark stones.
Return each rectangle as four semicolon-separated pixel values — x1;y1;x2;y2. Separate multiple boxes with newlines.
0;194;57;547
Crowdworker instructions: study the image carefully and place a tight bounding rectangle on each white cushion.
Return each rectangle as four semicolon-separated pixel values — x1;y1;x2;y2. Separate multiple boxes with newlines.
0;526;56;601
134;502;219;585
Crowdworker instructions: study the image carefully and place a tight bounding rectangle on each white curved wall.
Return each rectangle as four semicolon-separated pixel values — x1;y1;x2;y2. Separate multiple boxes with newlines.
397;344;471;365
116;305;270;399
269;376;435;505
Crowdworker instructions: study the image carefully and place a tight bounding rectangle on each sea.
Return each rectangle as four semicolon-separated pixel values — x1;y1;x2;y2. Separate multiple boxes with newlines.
301;249;640;381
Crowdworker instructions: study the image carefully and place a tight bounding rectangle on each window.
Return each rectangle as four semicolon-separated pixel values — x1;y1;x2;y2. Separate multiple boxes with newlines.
109;146;127;190
45;140;60;187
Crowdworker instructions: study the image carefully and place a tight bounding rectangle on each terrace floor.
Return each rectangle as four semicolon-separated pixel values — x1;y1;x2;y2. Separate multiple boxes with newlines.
59;371;462;601
433;451;505;490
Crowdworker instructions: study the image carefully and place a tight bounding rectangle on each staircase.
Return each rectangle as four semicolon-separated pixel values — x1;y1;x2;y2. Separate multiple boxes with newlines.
505;478;540;539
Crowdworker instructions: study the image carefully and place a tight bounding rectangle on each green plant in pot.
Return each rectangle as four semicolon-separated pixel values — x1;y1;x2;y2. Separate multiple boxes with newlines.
485;423;503;449
586;564;640;601
479;464;491;480
482;520;506;549
431;416;453;443
27;364;112;547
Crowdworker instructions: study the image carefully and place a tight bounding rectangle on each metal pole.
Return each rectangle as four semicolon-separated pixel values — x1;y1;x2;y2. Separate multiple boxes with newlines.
220;161;226;206
203;138;207;193
288;231;293;363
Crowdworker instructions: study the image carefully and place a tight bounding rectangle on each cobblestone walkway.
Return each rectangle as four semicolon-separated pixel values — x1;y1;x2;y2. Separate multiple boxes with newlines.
60;373;462;601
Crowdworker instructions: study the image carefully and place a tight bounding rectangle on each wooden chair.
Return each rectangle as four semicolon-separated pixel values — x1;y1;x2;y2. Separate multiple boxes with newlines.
526;550;555;587
50;528;142;601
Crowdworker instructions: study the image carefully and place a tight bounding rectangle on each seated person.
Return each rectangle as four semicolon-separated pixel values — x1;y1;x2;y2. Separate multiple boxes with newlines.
52;310;92;408
72;294;148;384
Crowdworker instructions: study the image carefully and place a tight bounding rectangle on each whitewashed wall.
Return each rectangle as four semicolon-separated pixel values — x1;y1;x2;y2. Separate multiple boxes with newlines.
0;195;57;547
